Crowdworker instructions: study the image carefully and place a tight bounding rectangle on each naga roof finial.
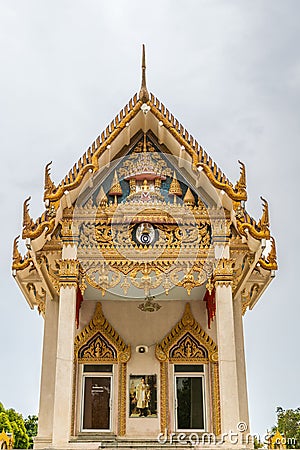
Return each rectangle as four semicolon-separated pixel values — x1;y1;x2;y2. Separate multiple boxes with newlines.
139;44;149;103
44;161;56;200
23;196;33;230
259;196;270;229
235;160;247;192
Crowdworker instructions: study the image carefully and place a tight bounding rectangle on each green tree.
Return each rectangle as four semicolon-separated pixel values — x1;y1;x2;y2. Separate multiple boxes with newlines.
0;404;33;449
0;411;13;433
6;409;29;449
24;416;38;449
273;407;300;449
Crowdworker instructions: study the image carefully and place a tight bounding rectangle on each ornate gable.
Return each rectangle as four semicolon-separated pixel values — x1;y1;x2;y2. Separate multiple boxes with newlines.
156;302;218;363
74;302;130;363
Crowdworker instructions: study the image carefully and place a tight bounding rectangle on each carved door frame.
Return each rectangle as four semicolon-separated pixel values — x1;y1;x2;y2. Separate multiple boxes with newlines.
73;302;131;436
155;303;220;435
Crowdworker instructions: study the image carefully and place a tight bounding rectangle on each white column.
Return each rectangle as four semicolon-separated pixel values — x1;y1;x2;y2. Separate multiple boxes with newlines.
214;259;240;434
52;242;78;446
233;294;250;430
35;296;58;448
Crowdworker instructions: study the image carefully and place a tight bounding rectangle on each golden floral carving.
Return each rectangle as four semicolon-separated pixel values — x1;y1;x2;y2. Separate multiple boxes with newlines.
74;302;131;363
211;219;231;242
170;333;207;360
79;333;116;361
57;259;80;287
156;303;218;364
213;258;235;283
60;219;79;244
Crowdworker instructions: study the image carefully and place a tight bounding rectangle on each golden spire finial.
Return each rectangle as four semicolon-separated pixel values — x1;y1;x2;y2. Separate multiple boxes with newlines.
139;44;149;103
168;171;182;202
96;186;108;207
109;171;123;204
183;187;196;207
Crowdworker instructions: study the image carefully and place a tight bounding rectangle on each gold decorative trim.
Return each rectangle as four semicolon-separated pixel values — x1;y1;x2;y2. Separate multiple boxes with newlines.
212;362;221;435
61;219;79;244
156;303;218;363
74;302;131;363
74;303;131;436
57;259;80;287
213;258;234;284
156;303;220;433
214;281;232;287
118;363;127;436
160;361;168;433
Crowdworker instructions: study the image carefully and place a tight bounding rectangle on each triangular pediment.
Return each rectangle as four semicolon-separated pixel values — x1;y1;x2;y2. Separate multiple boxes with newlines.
13;54;276;312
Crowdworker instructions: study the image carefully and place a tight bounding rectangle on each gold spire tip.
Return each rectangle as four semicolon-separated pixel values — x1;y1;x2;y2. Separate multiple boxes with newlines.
139;44;149;103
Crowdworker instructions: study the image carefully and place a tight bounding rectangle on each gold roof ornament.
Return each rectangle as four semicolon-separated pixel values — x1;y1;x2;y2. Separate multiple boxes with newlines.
96;186;108;207
12;235;32;271
168;171;182;199
0;430;13;450
259;236;278;271
43;161;56;200
22;196;34;231
139;44;149;103
109;171;123;201
234;160;247;192
183;187;196;207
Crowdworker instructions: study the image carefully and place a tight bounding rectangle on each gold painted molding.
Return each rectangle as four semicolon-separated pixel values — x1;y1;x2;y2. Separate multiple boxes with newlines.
156;303;218;363
155;303;220;434
74;302;131;436
74;302;131;363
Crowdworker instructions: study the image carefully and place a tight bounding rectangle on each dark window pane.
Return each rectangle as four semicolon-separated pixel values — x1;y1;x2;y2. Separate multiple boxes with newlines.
174;365;204;373
83;377;111;430
83;365;113;373
176;376;204;430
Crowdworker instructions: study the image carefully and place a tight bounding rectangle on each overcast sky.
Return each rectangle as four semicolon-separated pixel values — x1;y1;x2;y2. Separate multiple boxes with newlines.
0;0;299;438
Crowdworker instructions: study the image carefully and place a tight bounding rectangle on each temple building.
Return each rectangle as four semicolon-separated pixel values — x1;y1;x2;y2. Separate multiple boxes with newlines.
12;47;277;449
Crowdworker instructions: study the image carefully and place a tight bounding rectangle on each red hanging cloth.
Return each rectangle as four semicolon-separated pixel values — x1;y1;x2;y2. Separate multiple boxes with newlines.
76;286;84;328
203;288;216;329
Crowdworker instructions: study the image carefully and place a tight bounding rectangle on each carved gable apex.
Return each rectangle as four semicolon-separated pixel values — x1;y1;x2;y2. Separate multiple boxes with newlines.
74;302;131;363
156;302;218;363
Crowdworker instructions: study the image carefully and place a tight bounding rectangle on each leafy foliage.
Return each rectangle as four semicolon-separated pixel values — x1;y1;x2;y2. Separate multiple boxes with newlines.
272;407;300;449
0;403;37;449
24;415;38;449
